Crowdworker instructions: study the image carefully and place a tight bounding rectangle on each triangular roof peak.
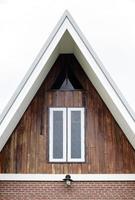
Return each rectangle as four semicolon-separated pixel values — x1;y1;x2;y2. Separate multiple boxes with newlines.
0;10;135;151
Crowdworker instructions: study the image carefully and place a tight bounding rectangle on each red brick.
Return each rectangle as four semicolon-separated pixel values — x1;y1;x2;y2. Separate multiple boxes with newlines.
0;181;135;200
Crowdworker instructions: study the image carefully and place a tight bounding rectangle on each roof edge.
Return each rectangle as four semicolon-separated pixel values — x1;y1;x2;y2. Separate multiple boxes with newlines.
0;10;135;125
66;10;135;122
0;10;68;125
0;10;135;151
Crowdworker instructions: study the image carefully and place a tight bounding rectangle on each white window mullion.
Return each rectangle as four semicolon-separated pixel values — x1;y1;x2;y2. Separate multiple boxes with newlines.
81;108;85;161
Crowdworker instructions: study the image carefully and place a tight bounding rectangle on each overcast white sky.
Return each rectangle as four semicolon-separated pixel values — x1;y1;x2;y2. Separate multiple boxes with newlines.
0;0;135;116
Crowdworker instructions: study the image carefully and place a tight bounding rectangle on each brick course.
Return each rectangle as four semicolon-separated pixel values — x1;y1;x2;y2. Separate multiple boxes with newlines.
0;181;135;200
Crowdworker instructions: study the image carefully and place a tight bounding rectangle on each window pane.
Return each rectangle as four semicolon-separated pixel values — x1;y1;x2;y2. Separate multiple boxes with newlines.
53;111;63;159
71;111;81;158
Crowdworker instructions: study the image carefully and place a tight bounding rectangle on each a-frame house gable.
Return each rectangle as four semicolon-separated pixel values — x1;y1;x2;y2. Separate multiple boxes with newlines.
1;54;135;174
0;10;135;153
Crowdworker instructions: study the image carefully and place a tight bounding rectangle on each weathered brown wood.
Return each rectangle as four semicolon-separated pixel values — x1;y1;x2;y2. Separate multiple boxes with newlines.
0;54;135;173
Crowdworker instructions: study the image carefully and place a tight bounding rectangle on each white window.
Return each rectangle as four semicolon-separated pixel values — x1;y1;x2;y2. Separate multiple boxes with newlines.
49;108;66;162
49;107;85;162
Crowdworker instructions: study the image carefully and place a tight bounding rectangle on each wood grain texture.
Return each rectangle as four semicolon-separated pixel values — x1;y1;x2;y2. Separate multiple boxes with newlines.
0;54;135;173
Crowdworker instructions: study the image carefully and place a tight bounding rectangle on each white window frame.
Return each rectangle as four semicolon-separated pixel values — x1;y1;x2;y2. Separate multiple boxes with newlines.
68;107;85;162
49;107;85;162
49;107;66;162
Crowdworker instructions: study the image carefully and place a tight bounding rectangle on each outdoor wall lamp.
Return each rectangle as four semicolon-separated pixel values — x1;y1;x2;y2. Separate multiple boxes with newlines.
63;175;73;187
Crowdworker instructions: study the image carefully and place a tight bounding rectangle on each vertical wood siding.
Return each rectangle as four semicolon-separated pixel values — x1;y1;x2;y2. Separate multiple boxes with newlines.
0;54;135;173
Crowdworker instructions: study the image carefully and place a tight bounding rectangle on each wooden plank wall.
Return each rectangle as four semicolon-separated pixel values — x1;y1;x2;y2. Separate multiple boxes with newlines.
0;54;135;173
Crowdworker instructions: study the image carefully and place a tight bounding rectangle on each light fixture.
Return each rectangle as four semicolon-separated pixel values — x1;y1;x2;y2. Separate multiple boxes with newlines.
63;174;73;187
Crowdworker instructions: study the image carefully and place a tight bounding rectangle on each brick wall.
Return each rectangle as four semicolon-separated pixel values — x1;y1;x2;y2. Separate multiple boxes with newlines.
0;181;135;200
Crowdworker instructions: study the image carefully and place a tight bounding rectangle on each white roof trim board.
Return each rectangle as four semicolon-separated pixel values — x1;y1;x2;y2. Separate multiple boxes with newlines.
0;174;135;181
0;10;135;151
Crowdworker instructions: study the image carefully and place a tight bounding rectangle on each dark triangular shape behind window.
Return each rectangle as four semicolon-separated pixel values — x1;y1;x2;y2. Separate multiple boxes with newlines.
60;78;74;90
51;54;83;90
